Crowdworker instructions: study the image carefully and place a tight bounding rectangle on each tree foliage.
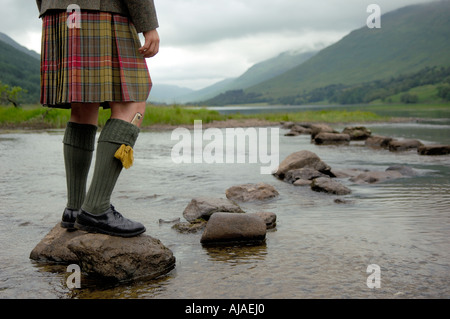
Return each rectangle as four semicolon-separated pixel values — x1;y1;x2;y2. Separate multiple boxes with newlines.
0;81;27;107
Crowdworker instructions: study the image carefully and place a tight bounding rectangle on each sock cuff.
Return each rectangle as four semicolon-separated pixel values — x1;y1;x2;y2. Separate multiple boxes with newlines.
98;119;140;147
63;122;98;151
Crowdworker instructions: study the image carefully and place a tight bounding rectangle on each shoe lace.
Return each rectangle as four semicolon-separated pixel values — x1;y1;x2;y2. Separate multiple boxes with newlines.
110;205;124;219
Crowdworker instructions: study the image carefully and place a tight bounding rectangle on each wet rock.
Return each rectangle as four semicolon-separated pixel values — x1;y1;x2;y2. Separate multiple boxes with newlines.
200;213;266;245
225;183;279;202
342;126;372;141
284;167;328;184
251;212;277;229
388;139;423;152
330;168;369;178
313;132;351;145
418;144;450;156
350;170;403;184
310;177;352;195
310;123;337;139
183;197;245;222
30;223;176;282
284;130;300;136
29;223;82;263
67;234;175;281
273;150;333;180
172;219;207;233
386;165;418;177
289;124;312;135
293;179;312;186
280;121;295;129
365;135;393;148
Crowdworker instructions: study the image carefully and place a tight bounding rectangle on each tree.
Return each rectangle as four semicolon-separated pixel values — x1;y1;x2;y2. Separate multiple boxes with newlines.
0;81;27;107
437;84;450;101
400;93;419;104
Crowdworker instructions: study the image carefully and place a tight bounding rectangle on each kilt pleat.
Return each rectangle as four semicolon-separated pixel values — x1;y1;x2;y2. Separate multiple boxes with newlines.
40;11;152;108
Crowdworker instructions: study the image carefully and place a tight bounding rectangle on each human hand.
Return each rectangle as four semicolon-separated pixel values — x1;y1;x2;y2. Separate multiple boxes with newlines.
139;29;160;58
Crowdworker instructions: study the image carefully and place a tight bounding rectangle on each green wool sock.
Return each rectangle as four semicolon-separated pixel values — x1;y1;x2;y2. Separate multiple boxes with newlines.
63;122;98;210
81;119;140;215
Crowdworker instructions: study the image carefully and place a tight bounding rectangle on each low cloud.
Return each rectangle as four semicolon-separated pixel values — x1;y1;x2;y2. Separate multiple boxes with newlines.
0;0;439;90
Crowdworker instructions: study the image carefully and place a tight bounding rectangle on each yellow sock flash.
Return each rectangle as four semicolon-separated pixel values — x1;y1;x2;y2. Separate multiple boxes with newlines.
115;144;134;169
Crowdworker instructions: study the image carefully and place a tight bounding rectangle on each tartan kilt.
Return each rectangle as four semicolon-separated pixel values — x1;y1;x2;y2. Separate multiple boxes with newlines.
40;11;152;109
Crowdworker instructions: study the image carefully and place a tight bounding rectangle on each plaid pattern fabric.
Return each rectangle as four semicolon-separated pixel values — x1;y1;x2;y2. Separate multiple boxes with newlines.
40;11;152;108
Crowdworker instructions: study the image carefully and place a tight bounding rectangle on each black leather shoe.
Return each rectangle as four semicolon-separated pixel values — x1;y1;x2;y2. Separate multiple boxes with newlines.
74;205;146;238
61;208;80;230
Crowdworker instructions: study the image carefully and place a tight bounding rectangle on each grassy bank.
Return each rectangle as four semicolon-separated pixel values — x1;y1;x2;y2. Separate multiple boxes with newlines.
2;103;448;130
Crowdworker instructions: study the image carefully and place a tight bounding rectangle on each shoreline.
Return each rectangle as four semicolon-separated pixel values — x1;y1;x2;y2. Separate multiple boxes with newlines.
143;116;417;131
0;117;417;133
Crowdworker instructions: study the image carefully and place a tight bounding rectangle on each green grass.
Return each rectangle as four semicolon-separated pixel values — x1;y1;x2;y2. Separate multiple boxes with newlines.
0;104;393;129
4;103;450;130
229;109;389;123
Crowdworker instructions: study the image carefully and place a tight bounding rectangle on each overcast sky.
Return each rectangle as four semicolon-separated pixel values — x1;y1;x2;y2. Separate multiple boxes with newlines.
0;0;439;90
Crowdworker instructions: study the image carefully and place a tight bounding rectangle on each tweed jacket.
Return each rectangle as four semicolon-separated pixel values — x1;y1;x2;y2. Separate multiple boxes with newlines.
36;0;158;32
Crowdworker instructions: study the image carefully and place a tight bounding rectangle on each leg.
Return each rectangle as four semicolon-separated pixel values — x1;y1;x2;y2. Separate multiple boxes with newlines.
75;102;146;237
70;103;100;125
61;103;99;229
110;101;146;127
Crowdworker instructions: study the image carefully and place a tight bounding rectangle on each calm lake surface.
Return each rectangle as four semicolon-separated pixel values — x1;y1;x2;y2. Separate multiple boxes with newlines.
0;108;449;299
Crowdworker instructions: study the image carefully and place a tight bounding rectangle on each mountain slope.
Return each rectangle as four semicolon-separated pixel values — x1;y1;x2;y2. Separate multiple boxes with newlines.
0;37;40;104
149;84;194;104
0;32;40;61
246;0;450;100
180;50;316;103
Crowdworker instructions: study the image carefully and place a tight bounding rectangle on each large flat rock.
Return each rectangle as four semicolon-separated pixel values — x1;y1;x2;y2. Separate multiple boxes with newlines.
68;233;175;282
30;223;175;281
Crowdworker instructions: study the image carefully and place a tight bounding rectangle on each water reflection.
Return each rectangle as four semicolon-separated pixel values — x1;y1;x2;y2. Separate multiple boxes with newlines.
203;243;268;264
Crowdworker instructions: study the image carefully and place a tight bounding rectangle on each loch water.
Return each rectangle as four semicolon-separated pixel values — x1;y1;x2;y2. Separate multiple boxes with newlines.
0;117;449;299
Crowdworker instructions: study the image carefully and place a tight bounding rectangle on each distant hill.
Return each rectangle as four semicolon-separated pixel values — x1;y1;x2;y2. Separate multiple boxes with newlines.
204;0;450;105
0;34;40;104
0;32;40;61
177;50;317;104
148;84;195;104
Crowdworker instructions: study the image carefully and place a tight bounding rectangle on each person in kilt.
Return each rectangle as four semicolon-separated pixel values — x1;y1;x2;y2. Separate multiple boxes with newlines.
36;0;160;237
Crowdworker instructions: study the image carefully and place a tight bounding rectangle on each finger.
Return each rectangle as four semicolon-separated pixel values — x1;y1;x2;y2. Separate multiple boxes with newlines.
139;41;150;54
142;40;159;58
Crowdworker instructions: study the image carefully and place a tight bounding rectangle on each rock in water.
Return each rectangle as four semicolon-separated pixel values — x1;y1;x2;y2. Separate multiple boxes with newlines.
182;197;245;222
67;234;176;281
418;144;450;156
225;183;279;202
30;223;176;281
365;135;393;148
251;212;277;229
388;139;423;152
386;165;417;177
200;213;266;245
342;126;372;141
29;223;83;263
349;171;403;184
310;123;336;139
284;167;328;184
313;132;351;145
273;150;332;180
310;177;352;195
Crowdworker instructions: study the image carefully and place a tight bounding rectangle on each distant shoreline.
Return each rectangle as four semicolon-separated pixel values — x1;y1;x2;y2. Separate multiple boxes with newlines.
1;103;448;132
0;117;416;133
